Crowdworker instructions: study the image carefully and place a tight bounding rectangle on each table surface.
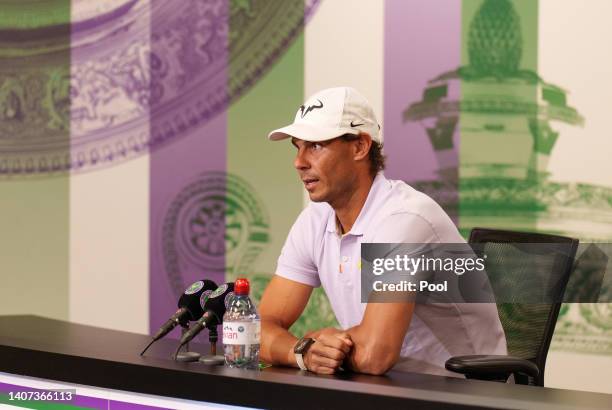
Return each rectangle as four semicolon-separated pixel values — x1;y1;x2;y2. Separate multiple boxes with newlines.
0;315;610;410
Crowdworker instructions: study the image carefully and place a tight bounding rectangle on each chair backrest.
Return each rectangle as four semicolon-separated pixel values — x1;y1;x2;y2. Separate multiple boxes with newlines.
469;228;579;386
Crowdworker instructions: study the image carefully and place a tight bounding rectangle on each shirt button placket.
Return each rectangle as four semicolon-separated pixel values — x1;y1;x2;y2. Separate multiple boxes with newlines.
339;238;351;283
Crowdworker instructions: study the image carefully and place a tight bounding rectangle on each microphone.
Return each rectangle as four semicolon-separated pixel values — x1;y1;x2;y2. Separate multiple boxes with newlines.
140;279;217;356
175;282;235;355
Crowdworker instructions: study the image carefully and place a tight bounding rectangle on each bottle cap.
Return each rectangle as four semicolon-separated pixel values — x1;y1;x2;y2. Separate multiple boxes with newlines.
234;278;250;296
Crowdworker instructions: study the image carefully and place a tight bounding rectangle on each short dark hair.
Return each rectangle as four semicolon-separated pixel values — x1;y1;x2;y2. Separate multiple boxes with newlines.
340;133;386;177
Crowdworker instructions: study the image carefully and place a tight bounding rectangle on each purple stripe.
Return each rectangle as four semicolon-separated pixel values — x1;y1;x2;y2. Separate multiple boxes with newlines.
109;400;172;410
149;1;228;336
384;0;461;183
70;395;108;409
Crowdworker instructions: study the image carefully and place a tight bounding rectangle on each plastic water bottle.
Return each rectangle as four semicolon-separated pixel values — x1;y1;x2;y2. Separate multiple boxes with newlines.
223;278;260;369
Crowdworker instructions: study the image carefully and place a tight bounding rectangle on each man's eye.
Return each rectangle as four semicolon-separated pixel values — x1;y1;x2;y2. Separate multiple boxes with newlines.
311;143;323;150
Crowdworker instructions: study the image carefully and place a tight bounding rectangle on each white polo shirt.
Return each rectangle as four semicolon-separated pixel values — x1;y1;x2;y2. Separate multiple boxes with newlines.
275;173;507;376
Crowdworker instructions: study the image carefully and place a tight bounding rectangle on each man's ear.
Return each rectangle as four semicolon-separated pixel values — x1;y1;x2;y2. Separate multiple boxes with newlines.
353;132;372;161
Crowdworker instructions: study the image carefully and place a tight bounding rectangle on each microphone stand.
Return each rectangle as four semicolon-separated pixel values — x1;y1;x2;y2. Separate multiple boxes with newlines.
174;323;201;362
199;325;225;365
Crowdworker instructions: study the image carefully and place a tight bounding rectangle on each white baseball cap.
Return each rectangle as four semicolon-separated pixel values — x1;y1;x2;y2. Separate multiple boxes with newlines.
268;87;382;144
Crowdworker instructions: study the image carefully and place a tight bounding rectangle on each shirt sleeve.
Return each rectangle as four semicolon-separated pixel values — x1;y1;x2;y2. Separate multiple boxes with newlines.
366;213;442;291
371;212;443;244
275;207;321;287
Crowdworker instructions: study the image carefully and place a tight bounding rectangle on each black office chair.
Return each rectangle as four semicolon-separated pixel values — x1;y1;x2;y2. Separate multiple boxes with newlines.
445;228;579;386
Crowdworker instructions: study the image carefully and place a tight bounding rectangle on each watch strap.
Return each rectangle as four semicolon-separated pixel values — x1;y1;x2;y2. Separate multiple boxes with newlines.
294;337;315;371
295;352;307;371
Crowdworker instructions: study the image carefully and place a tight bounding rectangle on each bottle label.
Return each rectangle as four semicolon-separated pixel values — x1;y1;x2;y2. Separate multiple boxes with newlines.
223;321;261;345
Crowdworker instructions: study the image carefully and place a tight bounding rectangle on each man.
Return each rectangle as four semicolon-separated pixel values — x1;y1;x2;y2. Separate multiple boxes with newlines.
259;87;506;376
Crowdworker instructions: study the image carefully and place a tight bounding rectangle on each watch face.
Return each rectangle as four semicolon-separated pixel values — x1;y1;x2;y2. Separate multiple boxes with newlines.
294;338;314;354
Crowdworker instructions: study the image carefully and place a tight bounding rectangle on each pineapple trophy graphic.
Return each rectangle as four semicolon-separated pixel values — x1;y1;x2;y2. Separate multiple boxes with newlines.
404;0;612;355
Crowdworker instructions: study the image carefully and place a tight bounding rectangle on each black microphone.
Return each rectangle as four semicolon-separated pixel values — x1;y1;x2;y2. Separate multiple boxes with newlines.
140;279;217;355
176;282;235;351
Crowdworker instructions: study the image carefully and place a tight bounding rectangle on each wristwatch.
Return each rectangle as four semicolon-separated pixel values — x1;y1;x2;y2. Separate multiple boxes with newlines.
294;337;315;371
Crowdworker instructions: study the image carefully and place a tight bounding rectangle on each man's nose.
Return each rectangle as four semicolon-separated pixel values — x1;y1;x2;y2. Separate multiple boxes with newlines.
294;148;310;170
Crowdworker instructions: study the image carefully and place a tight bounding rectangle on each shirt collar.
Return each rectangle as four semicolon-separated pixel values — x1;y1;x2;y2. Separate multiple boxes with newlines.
325;173;388;236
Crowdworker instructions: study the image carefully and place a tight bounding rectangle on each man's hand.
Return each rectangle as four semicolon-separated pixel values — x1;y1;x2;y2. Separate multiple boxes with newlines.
304;327;346;339
303;332;353;374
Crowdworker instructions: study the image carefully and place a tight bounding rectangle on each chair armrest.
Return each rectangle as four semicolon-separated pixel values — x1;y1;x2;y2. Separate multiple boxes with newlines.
445;355;539;382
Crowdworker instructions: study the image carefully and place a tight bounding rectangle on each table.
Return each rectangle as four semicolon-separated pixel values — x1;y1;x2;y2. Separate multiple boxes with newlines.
0;315;610;409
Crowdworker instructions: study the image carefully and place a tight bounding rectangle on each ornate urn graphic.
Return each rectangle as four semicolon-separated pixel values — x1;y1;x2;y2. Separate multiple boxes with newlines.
403;0;612;355
405;0;583;182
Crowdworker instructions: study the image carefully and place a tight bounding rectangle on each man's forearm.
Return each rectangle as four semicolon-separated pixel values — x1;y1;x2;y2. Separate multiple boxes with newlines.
260;319;299;367
343;325;400;375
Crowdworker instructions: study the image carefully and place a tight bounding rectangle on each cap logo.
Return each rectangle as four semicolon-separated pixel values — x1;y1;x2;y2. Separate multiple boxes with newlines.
350;120;364;127
299;99;323;118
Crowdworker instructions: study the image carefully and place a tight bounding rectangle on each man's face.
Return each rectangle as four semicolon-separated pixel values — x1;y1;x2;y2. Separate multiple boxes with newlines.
291;136;358;204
